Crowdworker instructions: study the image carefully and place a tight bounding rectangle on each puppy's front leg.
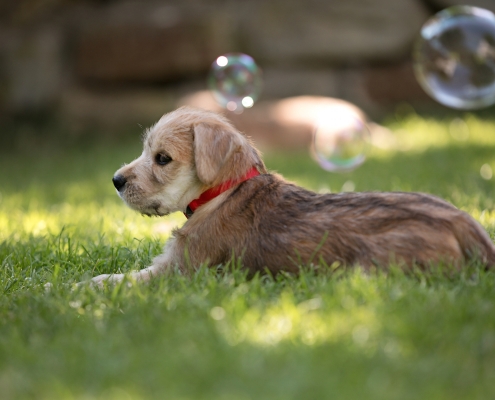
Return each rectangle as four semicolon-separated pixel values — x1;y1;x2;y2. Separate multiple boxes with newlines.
88;238;179;288
88;264;162;287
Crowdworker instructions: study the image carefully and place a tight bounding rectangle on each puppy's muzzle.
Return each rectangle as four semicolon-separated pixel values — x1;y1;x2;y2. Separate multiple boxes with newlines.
112;174;127;192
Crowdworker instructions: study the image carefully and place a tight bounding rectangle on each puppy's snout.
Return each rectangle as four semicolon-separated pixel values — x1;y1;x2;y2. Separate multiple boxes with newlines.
112;174;127;191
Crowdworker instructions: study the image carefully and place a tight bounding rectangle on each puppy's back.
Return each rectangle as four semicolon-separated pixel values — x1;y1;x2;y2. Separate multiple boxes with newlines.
220;174;495;273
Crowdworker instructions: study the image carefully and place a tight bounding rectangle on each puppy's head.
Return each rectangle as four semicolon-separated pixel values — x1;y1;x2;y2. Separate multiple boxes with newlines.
112;106;265;216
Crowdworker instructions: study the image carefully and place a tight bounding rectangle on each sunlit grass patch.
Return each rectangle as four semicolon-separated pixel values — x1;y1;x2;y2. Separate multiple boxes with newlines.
218;286;381;348
0;196;182;242
382;111;495;151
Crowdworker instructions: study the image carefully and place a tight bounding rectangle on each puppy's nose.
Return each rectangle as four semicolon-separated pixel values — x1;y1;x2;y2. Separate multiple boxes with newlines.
112;174;127;191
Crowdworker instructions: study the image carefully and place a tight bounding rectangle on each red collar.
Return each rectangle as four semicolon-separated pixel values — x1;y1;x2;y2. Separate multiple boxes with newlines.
184;166;260;219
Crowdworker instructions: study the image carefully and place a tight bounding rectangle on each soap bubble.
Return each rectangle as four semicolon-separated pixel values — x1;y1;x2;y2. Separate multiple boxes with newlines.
413;6;495;109
208;53;263;112
312;115;370;173
480;163;493;180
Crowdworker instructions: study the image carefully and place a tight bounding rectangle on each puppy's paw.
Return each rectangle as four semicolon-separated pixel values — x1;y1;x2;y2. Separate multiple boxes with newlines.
92;273;125;288
75;273;126;289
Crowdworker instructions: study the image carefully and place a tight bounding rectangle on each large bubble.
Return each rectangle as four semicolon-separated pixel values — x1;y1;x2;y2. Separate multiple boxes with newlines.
312;115;370;173
208;53;263;112
413;6;495;109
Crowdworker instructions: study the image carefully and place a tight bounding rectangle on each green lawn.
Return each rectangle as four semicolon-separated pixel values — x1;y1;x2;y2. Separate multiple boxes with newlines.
1;112;495;399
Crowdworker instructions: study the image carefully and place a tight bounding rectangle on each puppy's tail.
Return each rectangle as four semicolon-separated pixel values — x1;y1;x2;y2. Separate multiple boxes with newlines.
452;213;495;269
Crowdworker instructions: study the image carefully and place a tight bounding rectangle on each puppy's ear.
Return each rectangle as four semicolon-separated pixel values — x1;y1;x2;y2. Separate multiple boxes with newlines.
193;122;244;186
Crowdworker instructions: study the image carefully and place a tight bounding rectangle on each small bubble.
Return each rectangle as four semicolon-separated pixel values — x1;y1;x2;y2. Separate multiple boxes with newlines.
226;101;238;112
208;53;263;113
312;115;370;173
210;306;226;321
69;301;82;309
341;180;356;192
236;283;249;295
480;163;493;180
317;185;331;194
298;297;323;312
449;117;470;140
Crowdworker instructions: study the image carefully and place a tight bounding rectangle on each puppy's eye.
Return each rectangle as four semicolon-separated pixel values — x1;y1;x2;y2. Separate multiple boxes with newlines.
155;153;172;166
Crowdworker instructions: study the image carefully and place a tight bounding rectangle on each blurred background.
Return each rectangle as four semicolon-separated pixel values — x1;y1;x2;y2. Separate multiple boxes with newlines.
1;0;495;150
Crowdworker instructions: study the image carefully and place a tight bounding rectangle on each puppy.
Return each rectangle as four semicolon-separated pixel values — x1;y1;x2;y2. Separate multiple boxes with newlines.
89;106;495;286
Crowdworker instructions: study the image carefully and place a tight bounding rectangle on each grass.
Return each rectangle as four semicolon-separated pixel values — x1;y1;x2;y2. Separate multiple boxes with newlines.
2;111;495;399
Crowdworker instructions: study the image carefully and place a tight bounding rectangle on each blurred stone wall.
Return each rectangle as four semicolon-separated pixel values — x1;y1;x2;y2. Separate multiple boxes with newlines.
1;0;495;126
